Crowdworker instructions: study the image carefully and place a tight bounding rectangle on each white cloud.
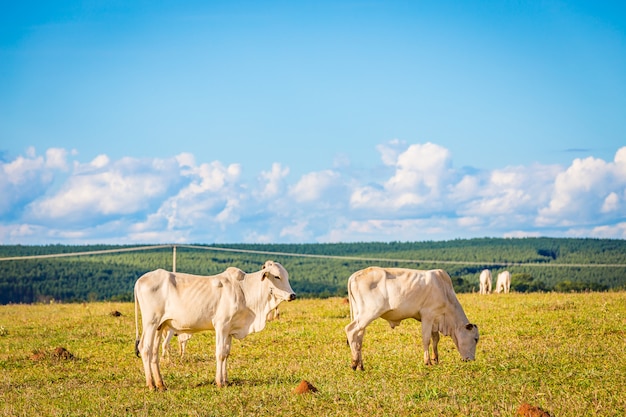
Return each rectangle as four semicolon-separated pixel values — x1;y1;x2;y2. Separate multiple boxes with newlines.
289;170;341;203
457;216;483;228
351;141;452;212
176;152;196;168
322;217;455;243
376;139;406;166
29;156;181;223
2;154;45;184
386;142;452;194
0;148;68;217
280;220;311;240
537;147;626;227
458;164;560;221
449;175;481;202
45;148;70;170
147;159;243;232
588;222;626;239
503;230;542;238
601;192;620;213
3;144;626;244
258;163;289;198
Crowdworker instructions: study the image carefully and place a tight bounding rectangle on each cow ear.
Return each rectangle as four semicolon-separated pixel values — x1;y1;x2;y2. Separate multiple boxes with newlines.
262;272;268;281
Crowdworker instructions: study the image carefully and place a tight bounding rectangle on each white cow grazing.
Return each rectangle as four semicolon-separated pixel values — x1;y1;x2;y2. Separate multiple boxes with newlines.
345;267;479;371
134;261;296;391
495;270;511;294
479;269;492;294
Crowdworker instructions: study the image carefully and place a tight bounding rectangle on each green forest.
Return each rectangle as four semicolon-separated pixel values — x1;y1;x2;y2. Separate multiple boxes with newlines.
1;237;625;304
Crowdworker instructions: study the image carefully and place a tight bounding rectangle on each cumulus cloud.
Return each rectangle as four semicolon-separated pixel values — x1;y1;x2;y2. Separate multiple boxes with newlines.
456;164;561;231
2;143;626;244
28;155;182;224
537;148;626;227
289;170;341;203
0;147;70;218
141;158;243;233
351;142;453;213
257;163;289;198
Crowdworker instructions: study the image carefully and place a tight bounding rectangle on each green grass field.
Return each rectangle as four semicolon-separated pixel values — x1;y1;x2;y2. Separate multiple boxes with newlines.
1;292;625;416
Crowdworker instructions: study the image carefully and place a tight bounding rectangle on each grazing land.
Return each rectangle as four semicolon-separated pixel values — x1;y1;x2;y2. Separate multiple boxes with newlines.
0;292;625;416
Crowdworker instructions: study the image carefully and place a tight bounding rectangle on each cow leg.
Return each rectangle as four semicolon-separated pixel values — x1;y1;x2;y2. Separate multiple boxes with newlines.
215;330;232;387
421;320;434;365
138;336;154;390
139;326;160;390
161;328;174;362
150;327;167;391
430;331;440;365
345;319;370;371
179;338;186;359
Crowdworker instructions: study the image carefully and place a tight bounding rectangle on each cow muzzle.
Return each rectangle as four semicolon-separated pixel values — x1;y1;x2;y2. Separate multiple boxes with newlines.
271;287;296;302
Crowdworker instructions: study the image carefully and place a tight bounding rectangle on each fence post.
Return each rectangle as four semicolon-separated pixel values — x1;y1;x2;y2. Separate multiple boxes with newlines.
172;245;177;273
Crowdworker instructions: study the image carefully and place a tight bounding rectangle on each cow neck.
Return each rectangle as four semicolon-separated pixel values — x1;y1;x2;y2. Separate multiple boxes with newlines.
439;291;470;338
239;270;273;334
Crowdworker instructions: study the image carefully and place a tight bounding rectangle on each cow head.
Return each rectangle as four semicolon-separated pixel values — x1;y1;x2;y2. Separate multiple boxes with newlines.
454;323;479;361
262;260;296;302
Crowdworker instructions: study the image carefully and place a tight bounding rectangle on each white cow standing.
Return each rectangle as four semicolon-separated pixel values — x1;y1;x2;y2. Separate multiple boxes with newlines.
495;270;511;294
134;261;296;391
345;267;479;371
479;269;492;295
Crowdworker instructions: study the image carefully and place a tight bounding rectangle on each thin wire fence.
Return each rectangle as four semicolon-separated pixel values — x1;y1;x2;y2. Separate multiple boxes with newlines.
2;244;625;268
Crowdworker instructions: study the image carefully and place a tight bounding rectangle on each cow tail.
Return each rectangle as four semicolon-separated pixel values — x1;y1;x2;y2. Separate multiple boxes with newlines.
134;284;140;358
347;274;355;324
345;276;352;347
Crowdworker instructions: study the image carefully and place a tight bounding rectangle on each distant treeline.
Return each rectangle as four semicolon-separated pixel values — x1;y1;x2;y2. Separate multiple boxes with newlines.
1;237;625;304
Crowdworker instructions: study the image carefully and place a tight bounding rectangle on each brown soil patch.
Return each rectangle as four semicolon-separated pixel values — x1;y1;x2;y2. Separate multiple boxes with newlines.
109;310;122;317
517;403;551;417
293;379;318;394
30;350;46;361
52;347;75;360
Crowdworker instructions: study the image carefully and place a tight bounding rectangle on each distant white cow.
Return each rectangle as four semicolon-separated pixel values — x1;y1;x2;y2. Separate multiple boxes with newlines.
345;267;479;370
134;261;296;391
495;270;511;294
479;269;492;294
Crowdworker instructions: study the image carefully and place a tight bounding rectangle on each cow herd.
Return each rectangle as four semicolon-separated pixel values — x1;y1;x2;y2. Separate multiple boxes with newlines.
133;262;497;391
479;268;511;295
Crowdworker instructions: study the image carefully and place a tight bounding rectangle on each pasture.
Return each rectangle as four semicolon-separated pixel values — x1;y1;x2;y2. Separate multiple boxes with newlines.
0;292;624;416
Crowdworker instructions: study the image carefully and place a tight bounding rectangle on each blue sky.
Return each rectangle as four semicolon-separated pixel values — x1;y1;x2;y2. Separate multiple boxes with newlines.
1;1;625;244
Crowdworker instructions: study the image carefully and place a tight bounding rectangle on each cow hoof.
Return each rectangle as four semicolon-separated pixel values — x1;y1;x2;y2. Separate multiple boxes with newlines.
351;362;364;371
